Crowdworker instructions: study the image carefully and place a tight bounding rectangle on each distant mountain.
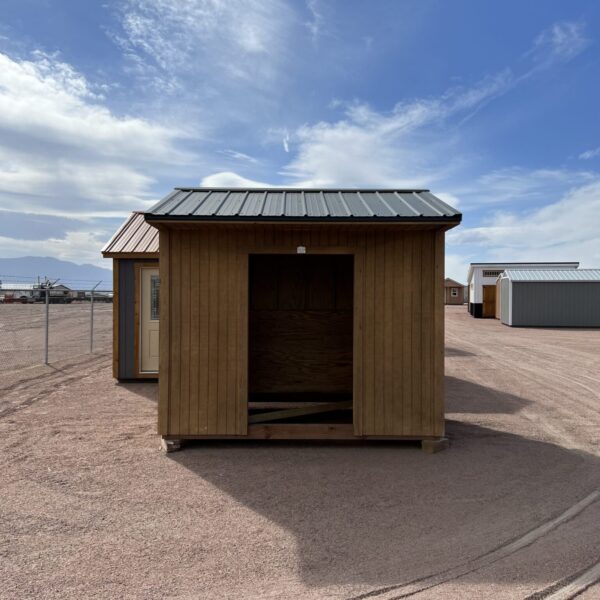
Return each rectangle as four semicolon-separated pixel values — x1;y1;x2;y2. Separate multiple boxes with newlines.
0;257;113;290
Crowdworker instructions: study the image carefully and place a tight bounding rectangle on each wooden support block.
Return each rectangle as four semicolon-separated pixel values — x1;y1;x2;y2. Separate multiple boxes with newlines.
160;437;182;453
421;437;449;454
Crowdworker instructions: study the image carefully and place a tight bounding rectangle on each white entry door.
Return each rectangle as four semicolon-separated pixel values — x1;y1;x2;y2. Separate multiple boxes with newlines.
140;267;160;373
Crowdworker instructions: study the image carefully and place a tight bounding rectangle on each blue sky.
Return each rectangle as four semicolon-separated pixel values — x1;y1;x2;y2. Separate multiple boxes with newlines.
0;0;599;281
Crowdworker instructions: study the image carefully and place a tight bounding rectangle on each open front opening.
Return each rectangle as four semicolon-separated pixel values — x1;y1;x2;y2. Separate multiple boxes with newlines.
248;254;353;425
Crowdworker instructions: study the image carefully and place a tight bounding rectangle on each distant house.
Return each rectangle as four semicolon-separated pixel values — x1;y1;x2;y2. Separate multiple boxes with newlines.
0;282;36;303
444;278;466;305
47;284;72;303
0;282;36;291
467;262;579;318
0;281;73;303
498;269;600;327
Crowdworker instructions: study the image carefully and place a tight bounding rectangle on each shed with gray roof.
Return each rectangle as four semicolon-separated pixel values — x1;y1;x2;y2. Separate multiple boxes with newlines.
466;262;580;318
498;269;600;327
104;186;462;450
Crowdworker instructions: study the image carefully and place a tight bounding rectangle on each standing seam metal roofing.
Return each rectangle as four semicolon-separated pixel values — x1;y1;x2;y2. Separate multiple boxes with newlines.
101;212;159;255
145;188;461;221
502;269;600;282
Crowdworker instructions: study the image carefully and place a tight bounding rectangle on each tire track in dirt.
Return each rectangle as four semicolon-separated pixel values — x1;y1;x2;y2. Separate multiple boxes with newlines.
526;560;600;600
348;491;600;600
445;334;600;449
0;354;110;420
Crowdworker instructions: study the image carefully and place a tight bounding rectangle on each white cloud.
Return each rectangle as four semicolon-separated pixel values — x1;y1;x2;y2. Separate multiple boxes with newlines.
0;52;190;164
279;71;512;188
0;50;193;219
0;49;199;262
0;230;110;266
579;147;600;160
200;171;272;187
448;179;600;267
445;253;470;285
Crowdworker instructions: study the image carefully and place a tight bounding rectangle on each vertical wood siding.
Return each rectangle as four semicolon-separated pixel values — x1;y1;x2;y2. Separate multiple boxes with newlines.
158;225;445;437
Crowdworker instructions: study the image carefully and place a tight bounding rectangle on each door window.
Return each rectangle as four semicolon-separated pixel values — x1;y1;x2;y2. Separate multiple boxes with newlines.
150;275;160;320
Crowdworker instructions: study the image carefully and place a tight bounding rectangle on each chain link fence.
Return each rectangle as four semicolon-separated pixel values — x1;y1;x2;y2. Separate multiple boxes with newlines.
0;288;113;371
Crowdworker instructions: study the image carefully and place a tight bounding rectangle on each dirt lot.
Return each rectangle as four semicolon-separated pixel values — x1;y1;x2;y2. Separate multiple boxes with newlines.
0;303;112;371
1;306;599;599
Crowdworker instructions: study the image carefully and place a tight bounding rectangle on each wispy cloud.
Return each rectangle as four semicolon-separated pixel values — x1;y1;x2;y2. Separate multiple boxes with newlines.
111;0;294;94
451;167;596;209
528;21;590;66
273;20;591;190
277;70;513;187
282;130;290;153
305;0;325;43
579;146;600;160
218;149;259;164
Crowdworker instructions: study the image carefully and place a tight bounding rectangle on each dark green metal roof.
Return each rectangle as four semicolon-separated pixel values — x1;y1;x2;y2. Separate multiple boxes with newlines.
145;188;462;223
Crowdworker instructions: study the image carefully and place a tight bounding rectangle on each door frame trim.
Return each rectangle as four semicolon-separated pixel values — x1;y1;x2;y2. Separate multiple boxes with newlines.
134;262;160;378
246;247;359;434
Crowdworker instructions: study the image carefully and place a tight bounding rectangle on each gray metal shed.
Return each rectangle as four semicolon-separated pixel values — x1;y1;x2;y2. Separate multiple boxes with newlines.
499;269;600;327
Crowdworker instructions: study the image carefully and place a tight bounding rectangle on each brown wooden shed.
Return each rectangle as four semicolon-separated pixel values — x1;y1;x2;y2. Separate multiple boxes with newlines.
444;278;466;305
102;212;159;380
144;187;461;451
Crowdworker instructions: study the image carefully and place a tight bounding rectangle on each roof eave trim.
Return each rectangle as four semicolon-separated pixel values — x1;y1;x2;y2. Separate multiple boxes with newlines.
469;262;580;266
101;251;160;258
173;187;432;193
144;214;462;224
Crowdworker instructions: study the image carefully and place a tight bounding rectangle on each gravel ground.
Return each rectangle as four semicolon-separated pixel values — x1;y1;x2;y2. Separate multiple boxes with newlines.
0;303;111;371
1;306;599;599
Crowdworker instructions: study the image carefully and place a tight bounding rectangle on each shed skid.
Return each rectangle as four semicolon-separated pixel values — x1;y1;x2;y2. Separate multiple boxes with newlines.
161;430;447;447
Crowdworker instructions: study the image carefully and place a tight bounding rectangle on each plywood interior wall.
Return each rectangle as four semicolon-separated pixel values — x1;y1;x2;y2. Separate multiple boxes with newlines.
158;224;445;438
249;254;353;396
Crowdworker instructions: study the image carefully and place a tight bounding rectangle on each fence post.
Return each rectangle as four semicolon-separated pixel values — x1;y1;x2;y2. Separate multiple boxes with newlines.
44;288;49;364
90;289;94;353
90;282;101;354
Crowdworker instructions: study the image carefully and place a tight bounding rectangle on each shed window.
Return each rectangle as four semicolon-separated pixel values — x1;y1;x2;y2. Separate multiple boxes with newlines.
150;275;160;320
483;270;503;278
451;288;458;297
